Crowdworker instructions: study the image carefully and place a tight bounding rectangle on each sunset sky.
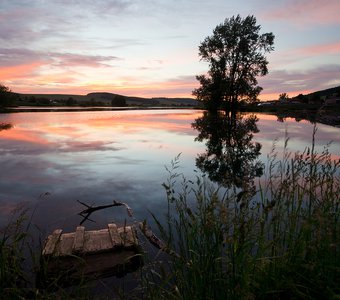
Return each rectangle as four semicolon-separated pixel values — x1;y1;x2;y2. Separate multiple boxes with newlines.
1;0;339;100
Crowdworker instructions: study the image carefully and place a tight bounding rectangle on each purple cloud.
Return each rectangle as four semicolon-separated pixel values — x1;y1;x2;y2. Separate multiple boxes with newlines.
262;0;340;26
52;53;121;68
259;64;340;95
0;48;121;68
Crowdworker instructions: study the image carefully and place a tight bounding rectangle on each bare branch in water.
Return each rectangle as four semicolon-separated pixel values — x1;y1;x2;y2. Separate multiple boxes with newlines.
77;199;133;225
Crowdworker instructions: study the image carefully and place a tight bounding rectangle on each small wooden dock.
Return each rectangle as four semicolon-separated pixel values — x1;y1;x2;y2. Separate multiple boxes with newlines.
41;224;142;284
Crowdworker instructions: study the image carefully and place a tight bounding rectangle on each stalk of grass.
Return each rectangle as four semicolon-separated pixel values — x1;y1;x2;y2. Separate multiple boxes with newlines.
0;206;32;298
0;204;94;299
142;132;339;299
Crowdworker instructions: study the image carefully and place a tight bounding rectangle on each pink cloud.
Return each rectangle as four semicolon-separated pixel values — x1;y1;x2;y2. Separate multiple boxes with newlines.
264;41;340;72
65;75;197;98
295;41;340;56
0;48;120;68
263;0;340;26
0;48;121;90
259;64;340;99
52;53;121;68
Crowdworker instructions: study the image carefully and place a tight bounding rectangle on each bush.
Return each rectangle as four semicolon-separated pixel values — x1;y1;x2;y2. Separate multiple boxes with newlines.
0;84;17;107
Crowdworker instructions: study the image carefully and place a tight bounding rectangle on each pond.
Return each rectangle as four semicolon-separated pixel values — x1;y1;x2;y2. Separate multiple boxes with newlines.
0;109;339;233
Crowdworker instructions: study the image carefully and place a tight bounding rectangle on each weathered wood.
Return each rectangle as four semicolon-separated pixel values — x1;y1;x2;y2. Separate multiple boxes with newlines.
139;222;179;258
78;199;133;225
118;226;137;247
73;226;85;253
42;229;62;255
57;232;75;256
82;229;112;254
108;223;122;247
41;223;142;285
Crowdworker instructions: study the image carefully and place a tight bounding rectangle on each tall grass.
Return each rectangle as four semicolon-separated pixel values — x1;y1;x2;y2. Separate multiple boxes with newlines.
0;205;92;299
141;137;339;299
0;206;32;298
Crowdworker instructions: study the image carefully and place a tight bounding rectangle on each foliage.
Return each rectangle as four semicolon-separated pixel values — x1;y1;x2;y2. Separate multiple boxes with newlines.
0;84;17;107
193;15;274;111
111;95;127;107
0;207;32;298
278;92;289;101
142;135;340;299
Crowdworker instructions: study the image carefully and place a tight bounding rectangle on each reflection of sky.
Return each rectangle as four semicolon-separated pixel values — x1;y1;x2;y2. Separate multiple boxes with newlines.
0;110;339;233
255;113;340;161
0;110;203;231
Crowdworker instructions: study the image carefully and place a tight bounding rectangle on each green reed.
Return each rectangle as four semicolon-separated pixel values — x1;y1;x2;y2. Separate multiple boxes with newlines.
0;206;32;298
0;205;93;299
141;136;339;299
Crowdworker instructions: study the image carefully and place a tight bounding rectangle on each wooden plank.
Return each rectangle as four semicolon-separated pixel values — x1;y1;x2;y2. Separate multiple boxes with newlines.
43;224;139;258
57;232;75;255
73;226;85;254
83;230;112;254
118;226;137;247
43;229;62;255
41;223;144;286
108;223;122;247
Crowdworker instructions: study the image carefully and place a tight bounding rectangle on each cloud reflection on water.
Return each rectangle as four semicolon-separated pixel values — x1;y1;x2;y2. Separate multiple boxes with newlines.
0;109;339;231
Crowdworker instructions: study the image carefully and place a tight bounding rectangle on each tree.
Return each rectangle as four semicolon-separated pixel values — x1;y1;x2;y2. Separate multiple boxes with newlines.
278;93;289;101
0;84;17;107
111;95;126;107
193;15;274;111
66;97;77;106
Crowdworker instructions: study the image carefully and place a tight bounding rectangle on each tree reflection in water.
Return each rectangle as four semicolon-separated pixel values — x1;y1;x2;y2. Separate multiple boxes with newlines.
192;111;263;190
0;123;12;131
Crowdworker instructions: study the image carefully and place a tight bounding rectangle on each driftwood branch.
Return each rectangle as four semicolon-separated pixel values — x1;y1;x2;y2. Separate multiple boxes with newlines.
77;199;133;225
138;222;179;258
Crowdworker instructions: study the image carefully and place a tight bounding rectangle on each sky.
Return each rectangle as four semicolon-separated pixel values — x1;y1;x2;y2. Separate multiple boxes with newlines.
0;0;340;100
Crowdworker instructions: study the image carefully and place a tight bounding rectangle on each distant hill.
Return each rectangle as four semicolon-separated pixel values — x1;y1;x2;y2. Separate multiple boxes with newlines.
18;85;340;107
18;92;200;107
305;85;340;99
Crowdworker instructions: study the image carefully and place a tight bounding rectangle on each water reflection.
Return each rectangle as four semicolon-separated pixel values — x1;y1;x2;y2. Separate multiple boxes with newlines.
0;122;12;131
192;111;264;189
1;110;339;230
0;110;202;230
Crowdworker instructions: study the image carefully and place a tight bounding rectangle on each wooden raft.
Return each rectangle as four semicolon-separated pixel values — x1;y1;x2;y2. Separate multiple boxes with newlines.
41;224;142;283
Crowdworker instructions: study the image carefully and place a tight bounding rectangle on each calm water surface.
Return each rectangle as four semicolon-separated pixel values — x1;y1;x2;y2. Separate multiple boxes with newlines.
1;109;339;233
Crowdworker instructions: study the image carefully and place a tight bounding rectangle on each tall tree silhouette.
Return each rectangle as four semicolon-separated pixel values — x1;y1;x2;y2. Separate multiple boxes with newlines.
193;15;274;111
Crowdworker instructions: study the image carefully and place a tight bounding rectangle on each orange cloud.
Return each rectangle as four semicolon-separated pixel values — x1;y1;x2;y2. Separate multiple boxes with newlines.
0;62;43;81
12;75;197;98
260;89;312;101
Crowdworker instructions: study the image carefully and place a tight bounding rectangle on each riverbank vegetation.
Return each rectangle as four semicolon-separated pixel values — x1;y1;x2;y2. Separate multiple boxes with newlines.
140;137;339;299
